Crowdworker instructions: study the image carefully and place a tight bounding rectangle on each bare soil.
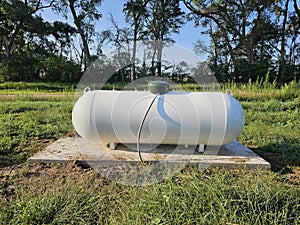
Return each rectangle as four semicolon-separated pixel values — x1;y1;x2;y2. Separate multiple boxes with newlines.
0;161;107;200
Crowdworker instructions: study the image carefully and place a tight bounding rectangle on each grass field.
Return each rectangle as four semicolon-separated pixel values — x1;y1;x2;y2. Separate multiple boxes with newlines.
0;81;299;224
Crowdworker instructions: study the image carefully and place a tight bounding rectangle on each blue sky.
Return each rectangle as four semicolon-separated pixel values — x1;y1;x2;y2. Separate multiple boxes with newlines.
42;0;209;53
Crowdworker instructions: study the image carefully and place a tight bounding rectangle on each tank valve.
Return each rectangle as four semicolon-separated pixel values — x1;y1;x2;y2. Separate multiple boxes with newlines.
148;81;170;95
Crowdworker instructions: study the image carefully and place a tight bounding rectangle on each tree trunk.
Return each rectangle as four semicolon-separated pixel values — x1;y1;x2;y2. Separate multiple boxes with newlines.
151;42;157;76
132;20;138;80
278;0;289;80
293;0;300;18
68;0;91;62
157;41;163;77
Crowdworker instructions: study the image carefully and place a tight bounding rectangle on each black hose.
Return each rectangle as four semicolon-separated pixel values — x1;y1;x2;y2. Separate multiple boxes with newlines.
137;94;159;162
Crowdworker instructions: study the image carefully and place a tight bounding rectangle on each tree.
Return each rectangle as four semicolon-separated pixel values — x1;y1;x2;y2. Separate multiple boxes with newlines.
278;0;290;80
110;15;133;84
275;0;300;82
53;0;102;68
144;0;185;76
50;21;77;57
0;0;56;80
123;0;149;80
0;0;54;60
0;0;85;82
293;0;300;19
184;0;299;81
186;0;275;63
40;54;81;82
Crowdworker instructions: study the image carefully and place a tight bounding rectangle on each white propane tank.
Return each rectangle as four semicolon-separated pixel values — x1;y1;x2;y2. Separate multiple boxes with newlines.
72;89;245;147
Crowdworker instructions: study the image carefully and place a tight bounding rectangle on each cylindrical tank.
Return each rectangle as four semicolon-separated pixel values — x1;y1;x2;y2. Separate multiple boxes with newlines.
72;90;244;146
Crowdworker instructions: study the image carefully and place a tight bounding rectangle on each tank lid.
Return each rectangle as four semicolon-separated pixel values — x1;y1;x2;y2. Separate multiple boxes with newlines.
148;81;170;95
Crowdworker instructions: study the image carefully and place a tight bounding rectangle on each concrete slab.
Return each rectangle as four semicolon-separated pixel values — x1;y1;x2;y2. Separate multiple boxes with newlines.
29;137;270;170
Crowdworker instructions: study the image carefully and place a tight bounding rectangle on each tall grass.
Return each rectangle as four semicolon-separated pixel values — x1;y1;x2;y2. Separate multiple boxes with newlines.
1;79;299;101
0;166;299;225
223;78;300;101
0;82;76;93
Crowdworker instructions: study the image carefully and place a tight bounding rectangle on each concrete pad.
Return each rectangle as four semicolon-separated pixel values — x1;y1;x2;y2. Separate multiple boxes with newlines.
29;137;270;170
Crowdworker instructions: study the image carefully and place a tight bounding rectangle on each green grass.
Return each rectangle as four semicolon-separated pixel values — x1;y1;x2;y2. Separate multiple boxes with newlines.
0;81;299;224
0;81;76;92
238;98;300;170
0;165;299;225
0;100;73;167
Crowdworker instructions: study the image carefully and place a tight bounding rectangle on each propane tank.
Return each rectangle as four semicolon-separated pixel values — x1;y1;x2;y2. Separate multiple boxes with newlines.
72;85;244;147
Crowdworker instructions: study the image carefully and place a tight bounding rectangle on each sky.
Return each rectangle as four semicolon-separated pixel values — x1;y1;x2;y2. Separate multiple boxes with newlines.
42;0;209;54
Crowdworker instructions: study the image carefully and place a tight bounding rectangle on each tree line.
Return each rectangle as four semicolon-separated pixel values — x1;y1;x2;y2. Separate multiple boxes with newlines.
0;0;299;83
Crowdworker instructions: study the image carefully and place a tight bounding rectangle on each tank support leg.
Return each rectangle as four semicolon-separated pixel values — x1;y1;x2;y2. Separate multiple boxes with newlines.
197;144;205;153
109;142;117;150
